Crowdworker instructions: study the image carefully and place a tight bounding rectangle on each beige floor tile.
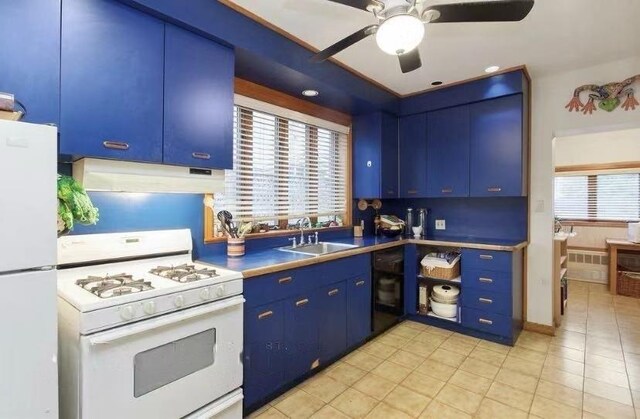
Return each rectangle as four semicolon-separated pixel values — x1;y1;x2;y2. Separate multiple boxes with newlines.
273;390;325;419
535;379;583;409
364;402;412;419
422;326;454;338
403;320;429;331
439;337;476;356
468;346;507;366
486;381;534;412
547;344;585;362
419;400;472;419
251;407;288;419
502;354;543;378
269;388;300;406
434;383;483;415
388;325;421;340
371;360;412;383
582;393;636;419
585;352;627;373
402;339;439;357
415;358;457;381
451;333;481;345
401;371;446;398
586;345;625;361
387;350;426;369
540;365;583;391
412;331;447;346
325;362;367;386
353;373;397;401
551;333;586;351
529;395;582;419
330;388;378;418
309;405;350;419
583;377;633;405
299;374;348;403
584;364;630;388
361;341;398;360
476;397;528;419
515;335;551;353
509;346;547;363
383;385;432;417
544;354;585;376
376;333;411;349
476;339;511;355
459;357;499;380
448;369;492;395
345;351;385;371
428;347;466;368
494;367;539;393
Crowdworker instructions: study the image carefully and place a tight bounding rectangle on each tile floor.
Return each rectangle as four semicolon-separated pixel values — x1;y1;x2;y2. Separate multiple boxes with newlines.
249;280;640;418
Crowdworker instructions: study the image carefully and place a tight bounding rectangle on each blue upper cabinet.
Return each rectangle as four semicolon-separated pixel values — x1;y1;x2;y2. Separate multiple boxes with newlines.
163;25;234;169
426;105;470;197
353;112;398;199
399;114;428;198
469;94;526;197
0;0;60;125
60;0;164;162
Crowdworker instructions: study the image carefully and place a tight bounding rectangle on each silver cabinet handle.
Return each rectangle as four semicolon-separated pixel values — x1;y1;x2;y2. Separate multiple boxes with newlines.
441;188;453;193
479;318;493;325
487;187;502;193
479;254;493;260
278;277;292;284
478;297;493;304
355;280;365;286
258;310;273;320
103;140;129;150
328;289;339;296
192;152;211;160
295;298;309;307
479;277;493;283
407;190;418;195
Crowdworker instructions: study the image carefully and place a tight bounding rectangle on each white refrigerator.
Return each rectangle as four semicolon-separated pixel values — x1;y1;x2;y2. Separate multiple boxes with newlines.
0;120;58;418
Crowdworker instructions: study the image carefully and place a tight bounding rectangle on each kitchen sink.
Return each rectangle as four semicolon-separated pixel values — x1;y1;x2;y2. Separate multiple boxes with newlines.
278;242;359;256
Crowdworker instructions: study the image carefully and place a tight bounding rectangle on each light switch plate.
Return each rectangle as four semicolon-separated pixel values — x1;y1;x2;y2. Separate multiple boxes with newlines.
435;219;446;230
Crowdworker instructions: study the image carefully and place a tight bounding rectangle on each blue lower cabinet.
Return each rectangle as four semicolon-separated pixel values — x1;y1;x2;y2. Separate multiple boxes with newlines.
461;307;512;338
346;275;372;348
284;293;321;381
461;288;512;316
462;249;512;272
317;282;347;363
244;301;285;410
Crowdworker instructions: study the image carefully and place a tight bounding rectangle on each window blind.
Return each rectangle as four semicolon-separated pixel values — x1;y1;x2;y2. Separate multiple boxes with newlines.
554;173;640;221
214;105;349;225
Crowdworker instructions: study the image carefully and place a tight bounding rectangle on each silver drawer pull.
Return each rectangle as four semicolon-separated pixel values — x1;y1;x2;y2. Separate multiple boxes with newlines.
487;187;502;193
479;277;493;283
103;140;130;150
192;152;211;160
479;254;494;260
407;190;418;195
479;318;493;325
278;277;292;284
258;310;273;320
387;190;394;194
295;298;309;307
441;188;453;193
328;289;339;296
479;297;493;304
355;280;365;286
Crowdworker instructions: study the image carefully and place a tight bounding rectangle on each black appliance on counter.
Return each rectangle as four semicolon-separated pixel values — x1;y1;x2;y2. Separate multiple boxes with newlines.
372;248;404;335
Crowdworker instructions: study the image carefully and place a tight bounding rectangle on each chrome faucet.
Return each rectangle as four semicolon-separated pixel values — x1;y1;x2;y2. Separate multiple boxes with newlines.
288;237;297;249
299;217;311;244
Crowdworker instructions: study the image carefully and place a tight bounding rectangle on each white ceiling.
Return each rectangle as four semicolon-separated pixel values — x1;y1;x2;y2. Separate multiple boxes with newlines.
228;0;640;96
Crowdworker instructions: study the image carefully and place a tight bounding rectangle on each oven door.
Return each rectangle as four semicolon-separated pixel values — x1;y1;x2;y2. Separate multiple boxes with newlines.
79;295;243;419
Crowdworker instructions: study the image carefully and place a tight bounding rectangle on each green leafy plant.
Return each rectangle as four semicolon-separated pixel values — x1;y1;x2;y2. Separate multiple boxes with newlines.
57;175;99;235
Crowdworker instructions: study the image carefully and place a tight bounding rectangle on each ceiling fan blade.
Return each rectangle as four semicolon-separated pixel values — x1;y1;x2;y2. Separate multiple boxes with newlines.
398;49;422;73
310;25;378;62
424;0;534;23
325;0;384;12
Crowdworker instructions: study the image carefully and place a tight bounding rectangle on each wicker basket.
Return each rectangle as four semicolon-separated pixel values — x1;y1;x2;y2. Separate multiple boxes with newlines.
421;256;460;279
617;271;640;298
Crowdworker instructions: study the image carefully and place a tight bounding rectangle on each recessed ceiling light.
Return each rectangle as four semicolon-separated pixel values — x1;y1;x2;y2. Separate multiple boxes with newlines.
485;66;500;73
302;89;319;97
431;80;443;86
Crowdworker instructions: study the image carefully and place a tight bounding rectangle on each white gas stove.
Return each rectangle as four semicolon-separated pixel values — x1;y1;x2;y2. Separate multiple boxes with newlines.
57;229;244;419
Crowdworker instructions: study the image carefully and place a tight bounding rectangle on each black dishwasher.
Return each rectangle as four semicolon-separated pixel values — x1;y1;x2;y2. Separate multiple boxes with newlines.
372;248;404;335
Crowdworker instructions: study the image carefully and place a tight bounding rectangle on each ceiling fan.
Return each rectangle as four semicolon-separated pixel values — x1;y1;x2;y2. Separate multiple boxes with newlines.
310;0;535;73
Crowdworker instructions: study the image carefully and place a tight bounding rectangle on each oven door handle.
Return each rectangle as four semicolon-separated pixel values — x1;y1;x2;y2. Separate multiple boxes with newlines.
89;295;245;346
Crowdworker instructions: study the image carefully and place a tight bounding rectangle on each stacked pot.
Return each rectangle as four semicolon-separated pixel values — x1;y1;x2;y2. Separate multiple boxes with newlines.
430;284;460;318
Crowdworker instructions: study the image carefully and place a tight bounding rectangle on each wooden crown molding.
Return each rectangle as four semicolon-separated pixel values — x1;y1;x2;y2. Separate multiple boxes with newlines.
555;161;640;173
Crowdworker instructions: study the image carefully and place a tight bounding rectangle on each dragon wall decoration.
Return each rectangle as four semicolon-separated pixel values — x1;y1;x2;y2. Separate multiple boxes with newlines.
565;74;640;115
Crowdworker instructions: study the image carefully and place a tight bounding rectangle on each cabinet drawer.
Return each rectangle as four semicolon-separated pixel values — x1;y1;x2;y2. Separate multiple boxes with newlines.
462;307;512;338
463;269;511;293
462;249;511;273
244;265;318;307
321;254;371;281
461;288;512;316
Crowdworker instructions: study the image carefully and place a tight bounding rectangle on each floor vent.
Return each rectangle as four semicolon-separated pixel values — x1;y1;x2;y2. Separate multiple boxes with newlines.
567;249;608;284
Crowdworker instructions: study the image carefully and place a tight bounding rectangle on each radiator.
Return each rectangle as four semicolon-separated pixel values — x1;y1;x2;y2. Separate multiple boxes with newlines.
567;249;608;284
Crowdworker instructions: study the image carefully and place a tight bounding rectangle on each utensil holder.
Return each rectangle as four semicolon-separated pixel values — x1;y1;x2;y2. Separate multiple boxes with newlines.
227;238;245;257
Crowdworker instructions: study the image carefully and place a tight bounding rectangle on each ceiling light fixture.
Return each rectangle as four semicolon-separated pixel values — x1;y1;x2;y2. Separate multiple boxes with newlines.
485;65;500;73
302;89;319;97
375;14;425;56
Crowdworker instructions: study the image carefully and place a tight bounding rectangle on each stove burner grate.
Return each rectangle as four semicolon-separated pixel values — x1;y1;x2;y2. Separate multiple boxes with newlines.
75;274;154;299
149;264;218;283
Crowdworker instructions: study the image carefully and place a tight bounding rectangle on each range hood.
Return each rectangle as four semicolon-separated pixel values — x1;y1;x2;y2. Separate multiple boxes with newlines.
73;158;225;194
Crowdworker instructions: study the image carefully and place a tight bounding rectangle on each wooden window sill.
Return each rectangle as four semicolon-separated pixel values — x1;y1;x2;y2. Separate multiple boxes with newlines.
559;220;630;228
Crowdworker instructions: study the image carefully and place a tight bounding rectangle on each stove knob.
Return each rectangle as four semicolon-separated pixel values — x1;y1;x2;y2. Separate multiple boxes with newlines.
143;301;156;315
200;288;211;300
215;285;225;297
174;295;185;308
120;305;135;320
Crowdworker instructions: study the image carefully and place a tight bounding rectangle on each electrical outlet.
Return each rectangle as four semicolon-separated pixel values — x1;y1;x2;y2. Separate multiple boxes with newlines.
435;219;446;230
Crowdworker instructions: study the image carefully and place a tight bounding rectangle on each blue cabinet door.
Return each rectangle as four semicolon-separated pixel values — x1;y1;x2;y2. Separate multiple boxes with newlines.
346;275;372;348
380;113;399;199
164;25;234;169
317;281;347;363
469;94;524;197
0;0;60;125
244;301;285;410
60;0;164;162
426;105;470;197
284;293;320;381
399;114;428;198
